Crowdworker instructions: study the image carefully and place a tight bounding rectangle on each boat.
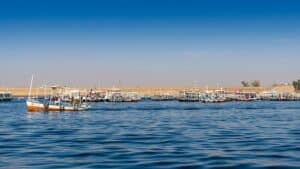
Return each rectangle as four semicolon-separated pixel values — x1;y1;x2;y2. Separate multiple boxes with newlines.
26;76;89;111
0;92;13;101
83;89;106;102
235;92;258;101
104;87;124;102
26;99;89;111
178;90;200;102
151;93;176;101
201;93;227;103
104;87;140;102
200;88;229;103
259;90;300;101
123;92;140;102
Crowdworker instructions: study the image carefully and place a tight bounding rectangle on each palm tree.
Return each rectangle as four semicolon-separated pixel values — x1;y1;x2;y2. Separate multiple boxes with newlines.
293;80;300;92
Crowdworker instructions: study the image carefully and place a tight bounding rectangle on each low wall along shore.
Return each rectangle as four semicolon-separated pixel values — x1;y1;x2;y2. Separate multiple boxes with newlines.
0;85;295;97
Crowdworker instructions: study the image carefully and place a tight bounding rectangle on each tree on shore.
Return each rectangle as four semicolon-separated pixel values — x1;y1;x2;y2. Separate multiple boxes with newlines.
292;80;300;91
251;80;261;87
241;80;261;87
241;81;250;87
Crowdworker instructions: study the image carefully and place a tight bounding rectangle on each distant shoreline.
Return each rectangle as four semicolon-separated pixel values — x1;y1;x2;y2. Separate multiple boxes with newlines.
0;85;295;97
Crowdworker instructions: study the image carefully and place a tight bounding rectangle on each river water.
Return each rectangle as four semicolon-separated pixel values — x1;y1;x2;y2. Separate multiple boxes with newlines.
1;100;300;169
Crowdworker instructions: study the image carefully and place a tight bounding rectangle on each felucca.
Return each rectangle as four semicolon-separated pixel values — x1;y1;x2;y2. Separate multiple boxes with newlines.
26;76;89;111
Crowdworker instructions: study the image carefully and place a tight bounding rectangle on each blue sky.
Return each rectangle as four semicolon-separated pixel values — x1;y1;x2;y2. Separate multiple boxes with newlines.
0;0;299;87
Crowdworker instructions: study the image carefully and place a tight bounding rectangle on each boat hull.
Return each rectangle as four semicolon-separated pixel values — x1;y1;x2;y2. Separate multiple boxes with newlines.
26;100;88;112
0;98;13;102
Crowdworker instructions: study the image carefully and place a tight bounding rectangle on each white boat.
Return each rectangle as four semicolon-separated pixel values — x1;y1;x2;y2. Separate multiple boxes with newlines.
104;87;124;102
84;89;106;102
178;90;200;102
26;76;89;112
104;88;140;102
0;92;13;101
26;99;89;111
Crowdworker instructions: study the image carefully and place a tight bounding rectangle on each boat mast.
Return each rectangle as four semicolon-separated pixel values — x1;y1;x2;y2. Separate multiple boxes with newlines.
28;75;34;100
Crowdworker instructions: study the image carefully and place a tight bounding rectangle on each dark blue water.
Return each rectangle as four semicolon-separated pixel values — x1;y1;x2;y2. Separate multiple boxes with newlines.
1;101;300;169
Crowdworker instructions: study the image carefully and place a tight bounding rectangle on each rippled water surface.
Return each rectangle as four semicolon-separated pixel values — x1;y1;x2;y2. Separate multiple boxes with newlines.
1;101;300;169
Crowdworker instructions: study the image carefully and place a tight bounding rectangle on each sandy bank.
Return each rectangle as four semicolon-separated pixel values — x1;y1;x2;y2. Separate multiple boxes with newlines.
0;85;295;97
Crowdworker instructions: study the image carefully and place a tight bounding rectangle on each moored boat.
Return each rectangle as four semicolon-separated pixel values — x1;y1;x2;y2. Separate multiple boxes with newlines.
201;91;227;103
83;89;106;102
151;94;176;101
104;87;140;102
26;76;89;112
178;90;200;102
26;99;89;111
0;92;13;101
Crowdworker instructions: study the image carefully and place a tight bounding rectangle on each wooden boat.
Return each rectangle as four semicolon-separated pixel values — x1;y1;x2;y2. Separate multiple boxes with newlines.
26;76;89;112
26;99;89;111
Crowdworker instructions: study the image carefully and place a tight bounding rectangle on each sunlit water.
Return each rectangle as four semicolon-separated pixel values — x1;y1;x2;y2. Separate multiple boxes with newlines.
1;100;300;169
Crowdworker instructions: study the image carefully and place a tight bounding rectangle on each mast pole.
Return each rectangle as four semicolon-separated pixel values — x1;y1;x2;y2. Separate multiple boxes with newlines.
28;75;34;100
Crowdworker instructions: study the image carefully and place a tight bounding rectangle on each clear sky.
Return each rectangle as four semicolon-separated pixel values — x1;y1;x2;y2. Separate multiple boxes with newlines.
0;0;299;87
